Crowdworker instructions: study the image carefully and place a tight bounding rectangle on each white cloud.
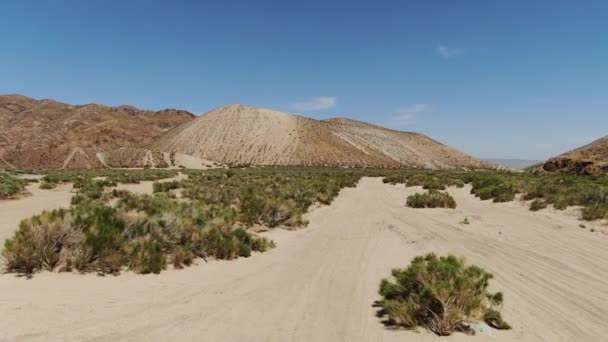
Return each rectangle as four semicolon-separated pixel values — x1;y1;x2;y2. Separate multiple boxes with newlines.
396;104;430;115
436;45;464;58
289;97;336;111
386;104;431;127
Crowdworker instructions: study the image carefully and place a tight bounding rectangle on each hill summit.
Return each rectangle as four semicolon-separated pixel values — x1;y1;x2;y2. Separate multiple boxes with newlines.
150;104;497;170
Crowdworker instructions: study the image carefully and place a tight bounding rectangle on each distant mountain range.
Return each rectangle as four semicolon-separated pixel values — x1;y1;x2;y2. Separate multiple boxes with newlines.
483;159;543;169
0;94;193;168
1;94;502;170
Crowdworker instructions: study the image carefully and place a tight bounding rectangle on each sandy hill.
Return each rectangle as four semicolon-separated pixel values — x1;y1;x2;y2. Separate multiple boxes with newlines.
535;136;608;175
150;104;497;169
0;95;195;168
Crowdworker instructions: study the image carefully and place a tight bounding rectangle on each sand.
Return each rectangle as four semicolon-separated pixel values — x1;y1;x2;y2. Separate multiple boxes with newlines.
0;182;73;244
1;178;607;341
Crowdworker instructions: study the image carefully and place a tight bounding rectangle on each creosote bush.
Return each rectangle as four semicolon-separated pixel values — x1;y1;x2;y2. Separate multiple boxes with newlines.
0;173;28;198
2;199;274;274
407;190;456;209
378;253;510;336
2;167;366;275
581;204;608;221
529;199;548;211
385;171;608;221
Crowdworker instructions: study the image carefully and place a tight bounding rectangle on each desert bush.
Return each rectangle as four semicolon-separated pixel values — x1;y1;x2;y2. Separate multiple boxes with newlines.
2;196;274;275
529;199;548;211
2;209;80;273
39;181;56;190
384;172;464;190
378;253;510;335
40;169;179;185
406;191;456;209
581;205;608;221
0;173;27;198
152;180;181;193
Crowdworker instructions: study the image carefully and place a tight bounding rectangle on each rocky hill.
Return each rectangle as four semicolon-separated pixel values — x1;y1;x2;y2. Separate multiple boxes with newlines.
150;104;498;170
0;95;194;168
535;136;608;175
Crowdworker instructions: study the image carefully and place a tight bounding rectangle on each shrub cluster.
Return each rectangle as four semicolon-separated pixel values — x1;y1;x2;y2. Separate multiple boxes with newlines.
468;175;516;203
529;199;548;211
152;180;182;193
2;198;273;274
181;168;361;227
406;190;456;209
40;169;179;185
0;173;27;198
378;253;510;336
385;171;608;221
2;167;368;275
384;172;464;190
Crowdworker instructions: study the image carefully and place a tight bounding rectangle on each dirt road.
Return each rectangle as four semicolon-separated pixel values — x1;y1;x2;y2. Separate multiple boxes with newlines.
1;178;607;341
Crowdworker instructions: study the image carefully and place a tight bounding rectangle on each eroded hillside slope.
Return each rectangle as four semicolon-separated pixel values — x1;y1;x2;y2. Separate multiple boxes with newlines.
151;104;498;169
0;95;194;168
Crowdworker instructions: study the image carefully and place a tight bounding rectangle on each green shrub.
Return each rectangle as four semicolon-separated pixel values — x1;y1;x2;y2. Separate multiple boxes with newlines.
152;180;181;193
529;199;548;211
0;173;27;198
378;253;510;335
406;191;456;209
581;205;608;221
2;196;274;275
39;181;56;190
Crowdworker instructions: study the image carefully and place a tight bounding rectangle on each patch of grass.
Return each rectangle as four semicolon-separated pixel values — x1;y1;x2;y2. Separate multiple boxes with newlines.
378;253;510;335
406;190;456;209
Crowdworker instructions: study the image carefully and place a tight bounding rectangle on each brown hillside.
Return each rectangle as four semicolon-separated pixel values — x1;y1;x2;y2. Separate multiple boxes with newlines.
535;136;608;175
150;104;498;170
0;95;195;168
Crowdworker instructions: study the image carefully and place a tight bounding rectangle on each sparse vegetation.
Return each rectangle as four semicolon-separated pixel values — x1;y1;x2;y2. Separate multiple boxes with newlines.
152;180;181;193
406;190;456;209
385;171;608;221
529;199;548;211
581;205;608;221
0;173;28;199
4;167;608;275
2;198;274;274
378;253;510;336
2;167;366;275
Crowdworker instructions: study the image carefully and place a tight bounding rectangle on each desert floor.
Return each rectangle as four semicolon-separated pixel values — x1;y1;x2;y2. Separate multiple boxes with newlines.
1;177;607;342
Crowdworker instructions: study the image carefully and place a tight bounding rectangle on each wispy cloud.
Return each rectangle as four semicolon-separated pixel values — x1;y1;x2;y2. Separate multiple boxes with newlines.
289;97;336;111
386;104;431;127
436;45;464;58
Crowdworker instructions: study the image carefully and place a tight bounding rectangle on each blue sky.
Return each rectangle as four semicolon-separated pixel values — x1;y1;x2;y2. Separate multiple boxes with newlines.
1;0;606;160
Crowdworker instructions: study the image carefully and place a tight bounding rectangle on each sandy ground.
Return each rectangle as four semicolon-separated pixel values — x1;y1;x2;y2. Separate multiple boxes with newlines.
0;182;74;244
1;178;608;341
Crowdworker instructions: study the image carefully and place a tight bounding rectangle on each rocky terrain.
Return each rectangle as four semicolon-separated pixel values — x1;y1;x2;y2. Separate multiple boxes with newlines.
535;136;608;175
150;104;498;170
0;95;194;168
